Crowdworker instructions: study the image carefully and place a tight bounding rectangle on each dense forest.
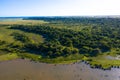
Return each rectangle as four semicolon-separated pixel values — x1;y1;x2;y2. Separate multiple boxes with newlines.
11;17;120;57
0;17;120;68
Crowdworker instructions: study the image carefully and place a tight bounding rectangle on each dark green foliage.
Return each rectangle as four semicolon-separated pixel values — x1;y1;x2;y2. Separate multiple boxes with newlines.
91;48;101;56
11;32;31;43
9;17;120;59
0;40;6;45
24;42;78;58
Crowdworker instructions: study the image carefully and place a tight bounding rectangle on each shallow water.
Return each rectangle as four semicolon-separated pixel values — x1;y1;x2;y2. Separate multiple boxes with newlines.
0;59;120;80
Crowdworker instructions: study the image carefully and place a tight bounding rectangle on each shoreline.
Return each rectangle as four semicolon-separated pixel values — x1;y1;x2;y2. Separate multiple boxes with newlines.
0;58;120;70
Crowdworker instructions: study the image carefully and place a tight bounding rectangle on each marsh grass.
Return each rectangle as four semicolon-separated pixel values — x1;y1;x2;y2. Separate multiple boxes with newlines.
0;53;18;61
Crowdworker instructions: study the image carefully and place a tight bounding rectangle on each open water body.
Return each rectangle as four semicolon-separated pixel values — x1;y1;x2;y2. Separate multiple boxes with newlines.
0;59;120;80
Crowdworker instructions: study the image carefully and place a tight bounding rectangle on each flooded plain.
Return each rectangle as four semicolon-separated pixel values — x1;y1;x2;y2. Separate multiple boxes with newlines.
0;59;120;80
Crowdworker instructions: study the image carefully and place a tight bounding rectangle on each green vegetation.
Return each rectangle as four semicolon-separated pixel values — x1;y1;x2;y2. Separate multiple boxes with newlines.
0;17;120;69
0;20;45;61
0;53;18;61
0;18;48;25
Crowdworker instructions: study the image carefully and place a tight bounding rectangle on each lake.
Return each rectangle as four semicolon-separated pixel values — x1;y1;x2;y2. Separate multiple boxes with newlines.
0;59;120;80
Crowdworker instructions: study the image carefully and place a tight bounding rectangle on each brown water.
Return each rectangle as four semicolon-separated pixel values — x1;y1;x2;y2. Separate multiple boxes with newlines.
0;59;120;80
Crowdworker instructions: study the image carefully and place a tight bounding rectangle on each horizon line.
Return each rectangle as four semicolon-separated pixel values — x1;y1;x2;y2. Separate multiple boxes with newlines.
0;15;120;18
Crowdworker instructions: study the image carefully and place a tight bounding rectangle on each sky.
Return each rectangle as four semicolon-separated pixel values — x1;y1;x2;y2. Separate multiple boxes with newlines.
0;0;120;17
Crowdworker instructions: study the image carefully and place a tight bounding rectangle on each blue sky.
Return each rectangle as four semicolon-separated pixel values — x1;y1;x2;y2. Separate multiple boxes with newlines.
0;0;120;17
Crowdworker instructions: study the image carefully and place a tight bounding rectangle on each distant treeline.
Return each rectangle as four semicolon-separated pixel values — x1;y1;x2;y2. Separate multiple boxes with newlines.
23;17;120;26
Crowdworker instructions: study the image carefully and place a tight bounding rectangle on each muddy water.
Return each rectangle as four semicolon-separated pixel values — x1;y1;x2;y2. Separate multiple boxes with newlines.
0;59;120;80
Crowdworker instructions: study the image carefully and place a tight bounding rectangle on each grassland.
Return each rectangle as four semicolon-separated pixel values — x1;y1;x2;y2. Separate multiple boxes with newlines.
0;53;18;61
0;26;44;44
0;19;45;61
87;49;120;69
0;18;48;25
